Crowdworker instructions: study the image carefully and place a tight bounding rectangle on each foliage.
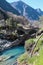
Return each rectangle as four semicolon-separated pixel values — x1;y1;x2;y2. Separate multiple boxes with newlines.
5;17;17;30
25;39;35;51
35;48;43;65
17;35;43;65
39;16;43;22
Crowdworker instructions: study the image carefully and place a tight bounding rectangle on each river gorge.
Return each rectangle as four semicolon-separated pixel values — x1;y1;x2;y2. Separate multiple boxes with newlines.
0;39;25;65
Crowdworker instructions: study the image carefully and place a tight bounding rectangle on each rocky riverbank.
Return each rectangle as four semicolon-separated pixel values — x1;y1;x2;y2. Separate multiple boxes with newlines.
0;24;39;53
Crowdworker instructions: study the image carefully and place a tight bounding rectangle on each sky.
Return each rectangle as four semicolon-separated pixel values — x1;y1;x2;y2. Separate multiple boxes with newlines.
6;0;43;10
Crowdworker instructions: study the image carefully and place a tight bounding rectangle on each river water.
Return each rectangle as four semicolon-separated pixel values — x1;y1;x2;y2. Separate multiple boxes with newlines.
0;39;25;65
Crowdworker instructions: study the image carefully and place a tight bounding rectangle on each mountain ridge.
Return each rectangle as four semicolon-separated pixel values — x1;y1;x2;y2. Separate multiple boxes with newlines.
36;8;43;15
0;0;20;15
11;1;41;20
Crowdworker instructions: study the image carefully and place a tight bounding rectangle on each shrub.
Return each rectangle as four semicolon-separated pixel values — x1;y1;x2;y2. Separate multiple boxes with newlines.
25;39;35;51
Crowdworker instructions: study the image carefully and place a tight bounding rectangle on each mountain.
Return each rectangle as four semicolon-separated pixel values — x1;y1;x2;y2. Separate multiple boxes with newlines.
36;8;43;15
0;0;20;15
11;1;41;20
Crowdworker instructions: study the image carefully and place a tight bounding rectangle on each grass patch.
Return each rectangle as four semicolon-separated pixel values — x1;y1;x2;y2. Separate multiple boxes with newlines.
17;35;43;65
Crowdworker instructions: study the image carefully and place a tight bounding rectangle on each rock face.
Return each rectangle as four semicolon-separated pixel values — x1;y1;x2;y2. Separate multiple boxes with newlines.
0;26;39;52
6;12;29;25
0;39;19;52
0;36;25;52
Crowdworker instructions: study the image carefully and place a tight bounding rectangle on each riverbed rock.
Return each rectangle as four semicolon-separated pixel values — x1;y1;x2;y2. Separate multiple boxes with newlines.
0;57;3;62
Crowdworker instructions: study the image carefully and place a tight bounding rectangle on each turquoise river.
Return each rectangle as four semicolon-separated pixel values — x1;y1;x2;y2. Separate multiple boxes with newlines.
0;39;25;65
